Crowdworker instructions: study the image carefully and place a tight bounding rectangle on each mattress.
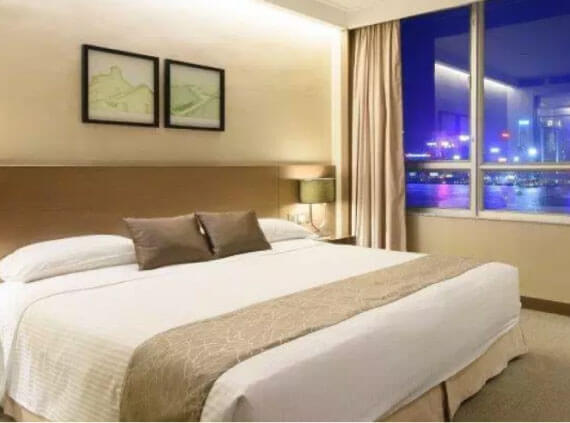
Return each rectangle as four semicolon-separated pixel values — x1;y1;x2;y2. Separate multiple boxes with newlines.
0;239;521;421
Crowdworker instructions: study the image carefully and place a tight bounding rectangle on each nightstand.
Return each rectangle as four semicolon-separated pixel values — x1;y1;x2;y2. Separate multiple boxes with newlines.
319;235;357;245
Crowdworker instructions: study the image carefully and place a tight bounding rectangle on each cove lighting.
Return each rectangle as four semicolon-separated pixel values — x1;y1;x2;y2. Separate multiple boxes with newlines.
434;62;514;91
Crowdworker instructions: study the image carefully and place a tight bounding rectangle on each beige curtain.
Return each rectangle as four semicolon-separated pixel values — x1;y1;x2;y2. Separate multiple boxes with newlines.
351;21;406;251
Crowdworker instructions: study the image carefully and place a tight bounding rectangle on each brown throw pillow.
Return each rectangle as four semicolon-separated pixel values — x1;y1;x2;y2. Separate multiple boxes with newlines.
196;210;271;258
124;214;212;270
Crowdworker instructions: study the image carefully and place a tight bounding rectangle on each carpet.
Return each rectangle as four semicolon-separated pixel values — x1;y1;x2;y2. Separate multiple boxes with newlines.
455;309;570;421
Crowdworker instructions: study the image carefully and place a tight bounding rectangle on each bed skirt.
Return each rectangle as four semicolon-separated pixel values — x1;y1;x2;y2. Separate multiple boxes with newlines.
383;323;527;421
2;323;527;422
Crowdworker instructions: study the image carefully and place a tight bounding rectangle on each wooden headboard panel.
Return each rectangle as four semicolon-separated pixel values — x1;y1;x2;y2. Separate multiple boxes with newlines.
0;165;334;257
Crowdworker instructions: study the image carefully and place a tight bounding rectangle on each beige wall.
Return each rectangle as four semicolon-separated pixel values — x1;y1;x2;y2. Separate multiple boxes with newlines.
408;215;570;304
0;0;338;165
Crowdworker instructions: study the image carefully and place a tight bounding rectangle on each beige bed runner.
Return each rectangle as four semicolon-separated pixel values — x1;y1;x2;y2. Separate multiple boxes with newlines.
120;255;485;421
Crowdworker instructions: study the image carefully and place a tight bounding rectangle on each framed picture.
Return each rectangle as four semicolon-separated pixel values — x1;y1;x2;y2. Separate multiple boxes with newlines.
164;59;225;131
82;44;159;127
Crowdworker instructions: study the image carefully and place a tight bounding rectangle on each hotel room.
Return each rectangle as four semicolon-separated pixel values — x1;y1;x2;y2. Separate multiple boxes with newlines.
0;0;569;421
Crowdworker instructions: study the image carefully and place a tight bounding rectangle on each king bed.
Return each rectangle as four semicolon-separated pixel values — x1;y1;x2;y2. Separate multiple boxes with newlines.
0;166;527;422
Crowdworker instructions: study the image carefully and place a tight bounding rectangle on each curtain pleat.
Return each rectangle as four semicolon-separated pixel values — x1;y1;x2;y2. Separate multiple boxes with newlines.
351;21;406;251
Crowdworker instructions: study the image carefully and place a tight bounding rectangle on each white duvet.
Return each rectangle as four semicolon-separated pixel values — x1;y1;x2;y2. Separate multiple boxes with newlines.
0;239;521;421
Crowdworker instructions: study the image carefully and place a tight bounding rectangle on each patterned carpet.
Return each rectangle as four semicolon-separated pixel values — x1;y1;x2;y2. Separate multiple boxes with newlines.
1;309;569;422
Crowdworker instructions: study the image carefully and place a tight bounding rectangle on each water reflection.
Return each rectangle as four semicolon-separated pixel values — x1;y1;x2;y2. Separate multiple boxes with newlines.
406;184;470;209
406;183;570;213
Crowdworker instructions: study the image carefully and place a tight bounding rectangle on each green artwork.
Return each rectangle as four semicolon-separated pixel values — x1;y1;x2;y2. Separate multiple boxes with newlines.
170;82;220;121
83;45;158;126
167;61;224;130
89;66;153;115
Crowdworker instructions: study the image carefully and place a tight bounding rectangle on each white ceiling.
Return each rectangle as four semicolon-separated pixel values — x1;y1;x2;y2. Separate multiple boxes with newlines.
312;0;384;12
266;0;480;29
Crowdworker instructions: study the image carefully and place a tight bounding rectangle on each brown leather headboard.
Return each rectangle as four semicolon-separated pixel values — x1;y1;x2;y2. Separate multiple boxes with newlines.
0;165;334;258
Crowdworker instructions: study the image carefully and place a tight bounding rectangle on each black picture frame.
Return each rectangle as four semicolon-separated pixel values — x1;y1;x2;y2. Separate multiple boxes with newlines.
164;59;225;131
82;44;159;127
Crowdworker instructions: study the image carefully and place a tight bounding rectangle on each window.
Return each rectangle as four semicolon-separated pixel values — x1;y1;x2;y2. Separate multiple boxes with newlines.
481;0;570;217
483;0;570;165
402;6;471;162
403;0;570;223
402;6;473;212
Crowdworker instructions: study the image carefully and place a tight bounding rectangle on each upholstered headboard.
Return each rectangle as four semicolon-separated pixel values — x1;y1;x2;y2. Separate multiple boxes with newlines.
0;165;334;257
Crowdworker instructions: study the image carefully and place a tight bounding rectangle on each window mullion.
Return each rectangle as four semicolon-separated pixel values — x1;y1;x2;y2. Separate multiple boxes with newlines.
481;163;570;171
470;2;485;217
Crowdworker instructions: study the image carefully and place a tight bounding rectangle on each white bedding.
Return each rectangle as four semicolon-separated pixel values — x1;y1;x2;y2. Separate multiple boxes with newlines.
0;239;521;421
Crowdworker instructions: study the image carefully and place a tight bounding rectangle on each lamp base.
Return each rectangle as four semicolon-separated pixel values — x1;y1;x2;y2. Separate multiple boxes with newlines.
308;221;322;235
308;203;327;236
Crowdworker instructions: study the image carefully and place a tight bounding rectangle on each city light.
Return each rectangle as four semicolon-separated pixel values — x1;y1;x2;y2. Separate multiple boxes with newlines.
426;142;438;147
406;153;432;159
453;154;461;160
513;156;520;163
429;172;439;177
440;140;451;148
490;147;501;154
498;157;507;163
500;131;511;139
528;147;538;157
458;134;470;142
518;119;530;126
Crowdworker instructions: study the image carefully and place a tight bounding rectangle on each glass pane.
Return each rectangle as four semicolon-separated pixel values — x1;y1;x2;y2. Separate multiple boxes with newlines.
484;171;570;213
402;7;471;162
406;170;470;209
484;0;570;164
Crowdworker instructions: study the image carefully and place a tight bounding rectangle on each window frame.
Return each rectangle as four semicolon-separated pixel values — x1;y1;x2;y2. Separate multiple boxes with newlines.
406;2;570;226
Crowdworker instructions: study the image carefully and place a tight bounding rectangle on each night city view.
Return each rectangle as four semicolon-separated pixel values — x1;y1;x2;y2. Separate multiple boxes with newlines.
402;0;570;214
406;170;470;209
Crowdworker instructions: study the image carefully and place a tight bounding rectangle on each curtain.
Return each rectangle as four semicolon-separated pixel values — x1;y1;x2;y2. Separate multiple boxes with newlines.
351;21;406;251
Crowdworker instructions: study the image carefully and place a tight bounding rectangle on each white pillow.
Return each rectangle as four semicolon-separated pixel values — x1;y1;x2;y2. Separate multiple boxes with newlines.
0;235;136;283
258;218;318;243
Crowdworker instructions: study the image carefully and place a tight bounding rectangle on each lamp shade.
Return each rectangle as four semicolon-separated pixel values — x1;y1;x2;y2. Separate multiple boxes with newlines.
299;178;335;204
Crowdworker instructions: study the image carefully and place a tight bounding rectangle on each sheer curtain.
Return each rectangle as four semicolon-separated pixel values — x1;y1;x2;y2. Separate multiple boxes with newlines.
351;21;406;250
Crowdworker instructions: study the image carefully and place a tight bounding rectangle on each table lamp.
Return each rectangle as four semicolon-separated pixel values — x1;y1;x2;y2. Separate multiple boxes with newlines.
299;178;335;234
